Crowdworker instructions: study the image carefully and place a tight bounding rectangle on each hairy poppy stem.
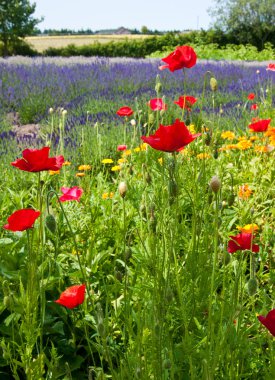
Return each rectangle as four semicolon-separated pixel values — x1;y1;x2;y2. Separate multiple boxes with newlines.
46;190;92;306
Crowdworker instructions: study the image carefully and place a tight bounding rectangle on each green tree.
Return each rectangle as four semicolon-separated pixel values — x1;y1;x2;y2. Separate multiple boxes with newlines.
0;0;42;55
208;0;275;49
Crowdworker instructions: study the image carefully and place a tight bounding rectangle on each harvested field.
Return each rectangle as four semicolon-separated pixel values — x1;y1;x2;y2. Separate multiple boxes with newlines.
25;34;153;53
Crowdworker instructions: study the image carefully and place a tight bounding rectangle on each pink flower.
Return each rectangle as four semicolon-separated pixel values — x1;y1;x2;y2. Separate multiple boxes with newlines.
117;144;127;151
59;186;83;202
258;309;275;336
227;232;259;254
266;63;275;71
250;104;258;111
148;98;167;111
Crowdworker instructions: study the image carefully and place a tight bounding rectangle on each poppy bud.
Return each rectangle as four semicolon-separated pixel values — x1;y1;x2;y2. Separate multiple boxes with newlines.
246;277;258;296
49;107;54;114
163;359;172;369
155;82;162;93
228;193;235;206
210;77;218;91
145;172;152;184
205;132;211;146
209;175;221;193
45;214;57;234
118;182;127;198
148;114;155;125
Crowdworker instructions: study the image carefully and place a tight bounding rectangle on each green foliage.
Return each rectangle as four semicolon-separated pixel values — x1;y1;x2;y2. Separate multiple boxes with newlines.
0;0;42;56
209;0;275;49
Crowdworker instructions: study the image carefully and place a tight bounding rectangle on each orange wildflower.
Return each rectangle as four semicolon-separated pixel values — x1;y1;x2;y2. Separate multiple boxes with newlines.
238;184;253;199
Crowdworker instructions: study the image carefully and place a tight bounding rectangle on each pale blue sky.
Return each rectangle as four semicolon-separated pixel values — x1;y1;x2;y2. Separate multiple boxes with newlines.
34;0;215;31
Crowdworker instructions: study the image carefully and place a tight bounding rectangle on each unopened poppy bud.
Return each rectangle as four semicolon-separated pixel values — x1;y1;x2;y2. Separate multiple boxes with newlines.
228;193;235;206
148;114;155;125
45;214;57;234
209;175;221;193
130;119;136;126
205;132;211;146
155;82;162;93
163;359;172;369
49;107;54;114
118;182;127;198
210;77;218;91
62;109;67;116
145;172;152;184
246;277;258;296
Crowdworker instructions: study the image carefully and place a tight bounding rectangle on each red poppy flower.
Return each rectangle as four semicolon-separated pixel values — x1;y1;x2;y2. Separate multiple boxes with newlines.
258;309;275;336
116;106;134;117
3;209;41;232
141;119;200;152
174;96;197;111
248;119;271;132
117;144;127;151
266;63;275;71
148;98;167;111
247;93;255;100
55;284;86;309
11;147;64;172
159;45;197;72
250;104;258;111
59;186;83;202
227;232;259;254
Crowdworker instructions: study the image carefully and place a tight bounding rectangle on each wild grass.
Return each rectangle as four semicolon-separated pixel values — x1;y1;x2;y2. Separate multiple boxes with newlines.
0;55;274;379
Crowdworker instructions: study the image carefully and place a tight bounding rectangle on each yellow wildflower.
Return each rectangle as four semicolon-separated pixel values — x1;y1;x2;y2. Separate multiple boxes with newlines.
122;149;132;157
158;157;163;165
237;224;259;233
221;131;235;140
102;192;114;200
196;153;211;159
188;124;196;134
111;165;121;172
117;158;127;164
236;140;252;150
62;161;71;166
49;170;60;175
254;145;268;153
102;158;114;164
78;164;91;171
76;172;85;177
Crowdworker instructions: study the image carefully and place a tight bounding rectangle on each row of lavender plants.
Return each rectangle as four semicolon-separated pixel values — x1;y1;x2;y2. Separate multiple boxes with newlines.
0;52;274;379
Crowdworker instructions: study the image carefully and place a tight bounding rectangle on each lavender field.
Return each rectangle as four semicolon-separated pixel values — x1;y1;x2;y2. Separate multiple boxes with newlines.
0;54;274;379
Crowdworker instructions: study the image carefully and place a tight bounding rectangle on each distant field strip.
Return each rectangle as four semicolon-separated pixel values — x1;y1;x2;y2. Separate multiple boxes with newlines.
25;34;151;52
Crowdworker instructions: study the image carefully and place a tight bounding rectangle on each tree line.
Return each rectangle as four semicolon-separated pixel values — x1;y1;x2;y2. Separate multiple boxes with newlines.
0;0;274;56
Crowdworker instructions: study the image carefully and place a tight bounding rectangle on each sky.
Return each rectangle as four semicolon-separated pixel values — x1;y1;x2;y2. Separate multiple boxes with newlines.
33;0;215;32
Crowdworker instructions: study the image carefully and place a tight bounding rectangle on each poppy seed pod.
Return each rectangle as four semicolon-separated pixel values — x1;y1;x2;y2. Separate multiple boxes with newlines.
246;277;258;296
210;77;218;91
209;175;221;193
118;182;127;198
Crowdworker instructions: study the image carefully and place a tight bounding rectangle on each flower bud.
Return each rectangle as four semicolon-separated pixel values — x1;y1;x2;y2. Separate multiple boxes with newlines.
246;277;258;296
155;82;162;93
209;175;221;193
118;181;127;198
148;113;155;125
45;214;57;234
48;107;54;114
210;77;218;91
